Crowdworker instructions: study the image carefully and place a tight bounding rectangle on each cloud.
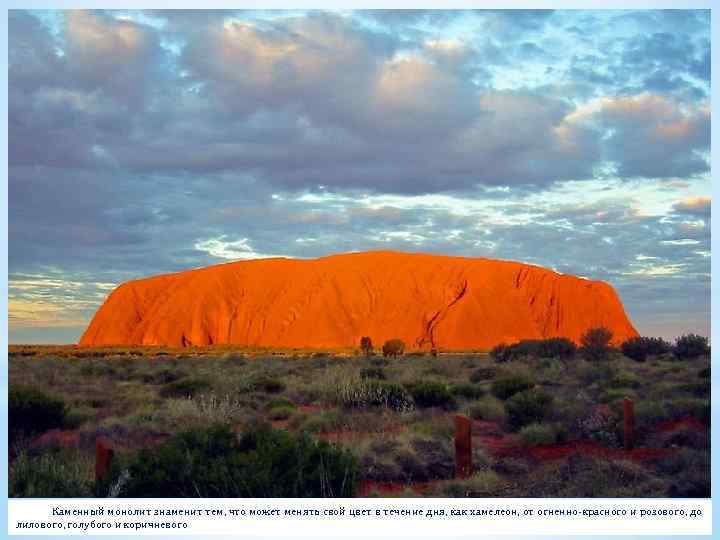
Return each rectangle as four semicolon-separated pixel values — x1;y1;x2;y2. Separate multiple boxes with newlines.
9;10;167;170
10;11;711;193
194;236;279;260
63;10;161;104
9;271;116;328
567;94;710;179
672;196;711;218
7;9;711;342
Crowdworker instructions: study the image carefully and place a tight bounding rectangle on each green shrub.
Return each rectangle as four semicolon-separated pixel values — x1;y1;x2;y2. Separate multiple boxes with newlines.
114;424;359;497
409;438;455;480
472;446;494;471
405;381;456;409
621;336;671;362
250;375;286;394
370;357;389;367
63;407;94;429
438;471;503;497
674;334;710;359
599;388;636;405
265;397;296;410
160;377;212;398
469;367;498;382
607;370;641;389
492;457;531;477
360;367;386;380
267;406;295;421
664;398;710;425
450;383;485;400
537;337;577;360
394;450;425;482
505;389;553;430
577;360;616;386
386;437;455;483
676;381;710;398
367;438;401;457
141;368;185;384
295;410;343;433
338;380;414;412
519;423;557;446
579;406;622;447
465;396;506;423
490;340;539;362
360;336;374;356
508;340;541;359
424;363;452;377
528;455;667;498
634;401;670;428
491;374;534;400
79;361;117;377
382;339;405;357
580;327;614;361
9;386;66;440
10;449;93;497
490;343;512;363
491;338;577;362
290;385;322;406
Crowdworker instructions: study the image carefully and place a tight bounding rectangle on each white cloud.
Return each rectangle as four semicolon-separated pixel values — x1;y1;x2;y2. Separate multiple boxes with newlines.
194;236;281;260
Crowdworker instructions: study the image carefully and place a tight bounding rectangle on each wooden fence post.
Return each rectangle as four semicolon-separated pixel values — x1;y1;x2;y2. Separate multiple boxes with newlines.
454;414;472;479
95;437;115;483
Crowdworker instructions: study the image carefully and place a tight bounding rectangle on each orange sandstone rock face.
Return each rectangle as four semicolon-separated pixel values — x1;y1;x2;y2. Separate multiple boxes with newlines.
79;251;639;350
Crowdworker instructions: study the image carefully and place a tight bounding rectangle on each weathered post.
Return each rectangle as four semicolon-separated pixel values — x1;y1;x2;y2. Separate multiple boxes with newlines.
623;397;635;450
95;437;115;483
454;414;472;479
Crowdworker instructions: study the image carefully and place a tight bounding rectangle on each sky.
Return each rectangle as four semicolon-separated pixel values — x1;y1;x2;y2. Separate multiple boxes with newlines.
8;8;711;344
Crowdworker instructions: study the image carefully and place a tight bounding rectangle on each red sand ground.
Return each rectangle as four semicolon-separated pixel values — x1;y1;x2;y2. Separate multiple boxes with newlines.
31;429;81;449
492;440;674;462
655;416;706;433
79;250;638;350
473;418;683;462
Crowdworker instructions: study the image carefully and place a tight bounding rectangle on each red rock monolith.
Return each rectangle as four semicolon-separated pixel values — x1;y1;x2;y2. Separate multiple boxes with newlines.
95;438;114;483
624;397;635;450
79;250;639;350
455;414;472;479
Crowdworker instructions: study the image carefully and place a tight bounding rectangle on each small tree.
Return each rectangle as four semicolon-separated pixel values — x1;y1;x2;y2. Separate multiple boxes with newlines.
621;336;671;362
621;337;650;362
360;336;373;357
382;339;405;357
674;334;710;360
490;343;511;363
538;337;577;360
580;326;613;361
